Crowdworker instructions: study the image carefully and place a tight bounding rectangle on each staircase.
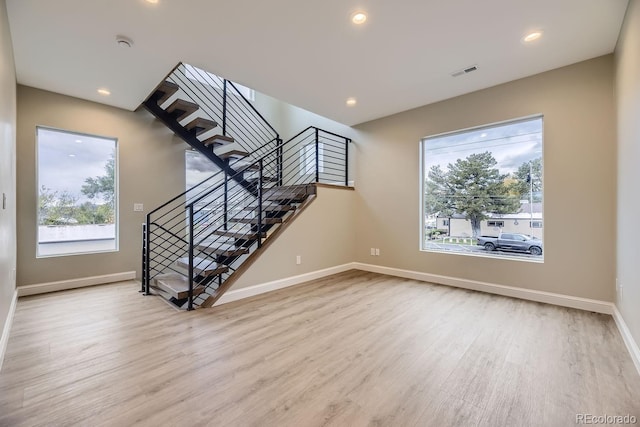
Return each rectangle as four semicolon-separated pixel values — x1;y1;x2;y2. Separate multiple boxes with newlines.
140;63;351;310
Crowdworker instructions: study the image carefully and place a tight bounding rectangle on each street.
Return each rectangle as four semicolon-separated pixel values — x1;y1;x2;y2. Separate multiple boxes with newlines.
424;241;542;260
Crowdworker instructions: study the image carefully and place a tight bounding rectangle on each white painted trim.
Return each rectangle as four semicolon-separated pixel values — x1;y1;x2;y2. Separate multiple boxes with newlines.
612;306;640;376
352;263;614;314
17;271;136;297
214;263;355;306
0;290;18;373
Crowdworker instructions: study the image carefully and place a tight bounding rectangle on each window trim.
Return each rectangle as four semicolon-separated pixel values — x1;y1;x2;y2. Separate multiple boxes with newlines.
419;114;544;262
36;126;119;258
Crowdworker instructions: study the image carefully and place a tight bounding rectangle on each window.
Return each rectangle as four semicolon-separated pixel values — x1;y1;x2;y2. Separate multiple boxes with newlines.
299;143;324;176
37;127;117;257
421;116;543;260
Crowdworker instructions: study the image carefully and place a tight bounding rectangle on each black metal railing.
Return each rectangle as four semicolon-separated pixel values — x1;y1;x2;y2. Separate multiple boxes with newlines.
142;126;351;309
168;63;280;156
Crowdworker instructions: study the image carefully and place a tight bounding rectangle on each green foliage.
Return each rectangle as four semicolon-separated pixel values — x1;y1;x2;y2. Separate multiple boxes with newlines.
39;152;115;227
81;155;115;209
38;186;79;225
508;157;542;202
425;152;520;238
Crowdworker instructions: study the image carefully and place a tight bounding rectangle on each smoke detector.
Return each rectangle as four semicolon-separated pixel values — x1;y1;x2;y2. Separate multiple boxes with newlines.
115;35;134;48
451;64;478;77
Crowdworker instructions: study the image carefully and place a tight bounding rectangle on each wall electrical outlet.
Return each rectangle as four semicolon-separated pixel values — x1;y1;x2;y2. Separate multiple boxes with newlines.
375;248;380;256
296;255;301;265
134;203;144;212
370;248;375;256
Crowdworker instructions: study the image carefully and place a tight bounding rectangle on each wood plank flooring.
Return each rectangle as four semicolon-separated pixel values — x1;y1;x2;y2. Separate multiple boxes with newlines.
1;270;638;426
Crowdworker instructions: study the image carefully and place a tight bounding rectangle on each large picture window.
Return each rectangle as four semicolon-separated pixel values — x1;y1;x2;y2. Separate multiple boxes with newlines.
421;116;543;260
37;127;118;257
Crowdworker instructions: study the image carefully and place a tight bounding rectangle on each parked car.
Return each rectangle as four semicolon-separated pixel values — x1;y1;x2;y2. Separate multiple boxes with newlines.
477;233;543;255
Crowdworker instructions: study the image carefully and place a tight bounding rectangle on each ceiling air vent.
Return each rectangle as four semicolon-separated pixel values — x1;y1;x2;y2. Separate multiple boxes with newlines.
451;64;478;77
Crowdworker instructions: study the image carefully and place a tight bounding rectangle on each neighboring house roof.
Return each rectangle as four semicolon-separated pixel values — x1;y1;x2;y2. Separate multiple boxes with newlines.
436;202;543;220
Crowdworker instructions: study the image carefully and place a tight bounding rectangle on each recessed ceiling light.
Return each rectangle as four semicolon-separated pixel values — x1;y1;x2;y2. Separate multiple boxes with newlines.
145;0;159;4
522;31;543;43
480;133;488;138
75;139;82;143
68;154;76;157
346;97;357;107
97;88;111;96
351;11;367;25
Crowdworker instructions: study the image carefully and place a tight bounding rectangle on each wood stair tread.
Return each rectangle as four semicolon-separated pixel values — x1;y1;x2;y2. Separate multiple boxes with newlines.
212;230;266;239
186;117;217;136
176;257;228;276
263;184;315;202
155;81;179;105
195;242;250;256
165;99;199;121
243;204;296;212
203;134;234;147
154;273;205;300
219;150;249;160
228;216;283;225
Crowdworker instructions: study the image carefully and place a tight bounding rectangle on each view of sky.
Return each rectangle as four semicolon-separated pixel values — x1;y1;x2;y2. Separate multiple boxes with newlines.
423;117;543;175
38;127;116;204
185;150;218;189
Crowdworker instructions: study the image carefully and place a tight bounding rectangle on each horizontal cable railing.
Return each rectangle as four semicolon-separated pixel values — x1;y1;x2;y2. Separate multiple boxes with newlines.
167;63;280;157
143;71;351;308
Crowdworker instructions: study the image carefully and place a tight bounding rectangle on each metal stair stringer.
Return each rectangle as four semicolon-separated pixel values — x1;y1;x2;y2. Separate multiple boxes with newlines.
199;189;318;308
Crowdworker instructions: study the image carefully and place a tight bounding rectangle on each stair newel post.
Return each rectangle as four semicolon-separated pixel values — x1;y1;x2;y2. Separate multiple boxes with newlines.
144;215;151;295
315;128;320;183
277;137;283;187
223;167;228;231
187;204;195;311
141;222;147;293
345;138;350;187
257;158;263;248
222;79;227;136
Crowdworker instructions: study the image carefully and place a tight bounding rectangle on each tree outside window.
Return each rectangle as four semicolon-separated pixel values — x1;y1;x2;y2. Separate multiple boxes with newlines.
422;116;543;260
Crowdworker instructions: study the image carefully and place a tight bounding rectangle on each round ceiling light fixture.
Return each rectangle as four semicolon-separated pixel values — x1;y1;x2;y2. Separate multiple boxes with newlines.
522;30;543;43
346;97;357;107
351;11;367;25
145;0;159;4
116;35;134;48
97;88;111;96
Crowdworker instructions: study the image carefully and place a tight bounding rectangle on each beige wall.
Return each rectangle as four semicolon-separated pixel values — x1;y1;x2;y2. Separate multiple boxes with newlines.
354;55;616;302
16;86;187;285
232;186;355;290
0;0;17;337
615;1;640;345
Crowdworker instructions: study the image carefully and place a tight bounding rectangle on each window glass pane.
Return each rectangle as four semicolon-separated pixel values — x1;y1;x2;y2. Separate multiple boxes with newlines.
299;143;324;175
422;116;543;261
37;127;117;257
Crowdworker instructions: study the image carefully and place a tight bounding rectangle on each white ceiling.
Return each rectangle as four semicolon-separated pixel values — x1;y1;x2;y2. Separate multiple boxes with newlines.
6;0;629;126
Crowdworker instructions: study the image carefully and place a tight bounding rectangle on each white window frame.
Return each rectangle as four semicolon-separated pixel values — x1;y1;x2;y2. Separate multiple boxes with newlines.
419;114;544;261
36;126;119;258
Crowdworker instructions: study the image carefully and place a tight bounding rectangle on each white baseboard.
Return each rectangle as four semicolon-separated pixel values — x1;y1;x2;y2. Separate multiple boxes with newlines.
215;263;355;306
0;290;18;373
352;262;614;314
612;306;640;376
17;271;136;297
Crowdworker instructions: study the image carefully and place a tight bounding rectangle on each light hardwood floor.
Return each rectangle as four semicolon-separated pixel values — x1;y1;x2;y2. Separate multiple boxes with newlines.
1;271;638;427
